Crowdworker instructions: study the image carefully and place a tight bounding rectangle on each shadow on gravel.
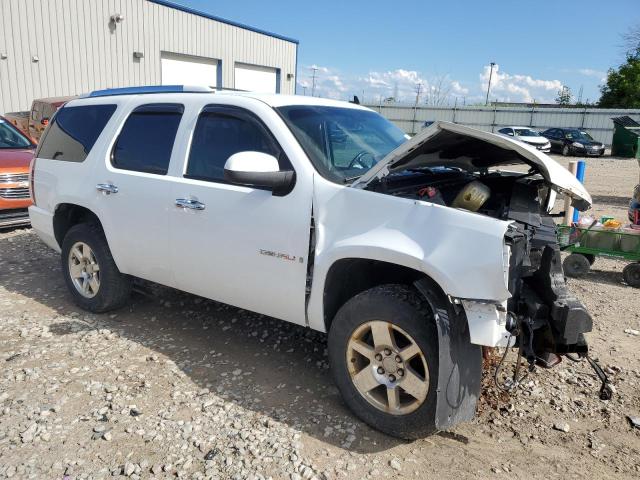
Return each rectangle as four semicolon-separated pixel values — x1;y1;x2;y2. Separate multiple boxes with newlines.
590;194;631;208
576;268;627;288
0;231;405;454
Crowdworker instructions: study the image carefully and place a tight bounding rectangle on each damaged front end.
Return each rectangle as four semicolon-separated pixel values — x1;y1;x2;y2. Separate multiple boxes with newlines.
354;121;595;366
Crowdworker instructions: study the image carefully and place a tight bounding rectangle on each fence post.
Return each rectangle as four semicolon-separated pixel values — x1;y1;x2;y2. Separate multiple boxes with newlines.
581;107;587;128
452;98;457;123
529;103;535;127
411;104;418;135
492;103;497;132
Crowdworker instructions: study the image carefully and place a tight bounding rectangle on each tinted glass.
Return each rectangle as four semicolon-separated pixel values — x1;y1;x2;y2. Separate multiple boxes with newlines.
514;128;540;137
0;119;33;149
498;128;511;135
186;109;281;182
277;105;406;183
112;104;183;175
36;104;116;162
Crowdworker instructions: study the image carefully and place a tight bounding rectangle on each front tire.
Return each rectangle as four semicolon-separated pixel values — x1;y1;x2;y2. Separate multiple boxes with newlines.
328;285;439;439
61;223;131;313
562;144;571;156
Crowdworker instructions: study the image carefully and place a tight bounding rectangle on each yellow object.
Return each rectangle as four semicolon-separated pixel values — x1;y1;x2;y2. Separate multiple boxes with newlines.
452;181;490;212
602;219;622;229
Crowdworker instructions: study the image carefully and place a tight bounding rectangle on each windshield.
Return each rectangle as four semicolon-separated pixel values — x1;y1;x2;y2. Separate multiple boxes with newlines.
277;105;407;182
514;128;540;137
0;119;32;149
565;130;594;141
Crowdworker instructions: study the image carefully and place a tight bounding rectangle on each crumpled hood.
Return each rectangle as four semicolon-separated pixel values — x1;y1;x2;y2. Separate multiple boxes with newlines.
352;121;592;210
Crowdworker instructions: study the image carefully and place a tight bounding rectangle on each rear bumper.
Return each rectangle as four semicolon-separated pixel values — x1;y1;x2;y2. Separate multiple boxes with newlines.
28;205;59;252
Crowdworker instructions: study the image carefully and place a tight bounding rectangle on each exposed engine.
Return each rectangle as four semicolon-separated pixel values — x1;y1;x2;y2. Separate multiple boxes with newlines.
369;167;593;365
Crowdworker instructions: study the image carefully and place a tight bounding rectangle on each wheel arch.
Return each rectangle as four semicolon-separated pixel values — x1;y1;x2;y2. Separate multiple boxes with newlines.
53;203;104;248
321;256;447;333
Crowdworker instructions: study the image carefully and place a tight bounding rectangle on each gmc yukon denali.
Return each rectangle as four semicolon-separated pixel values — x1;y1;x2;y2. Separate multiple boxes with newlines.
29;85;594;438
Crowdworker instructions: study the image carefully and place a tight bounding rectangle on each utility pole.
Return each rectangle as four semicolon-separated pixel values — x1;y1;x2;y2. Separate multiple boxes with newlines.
310;67;318;97
414;82;423;105
485;62;496;106
302;86;307;96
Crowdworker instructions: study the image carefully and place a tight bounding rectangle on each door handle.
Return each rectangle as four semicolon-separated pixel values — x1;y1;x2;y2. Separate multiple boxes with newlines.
175;198;205;211
96;183;118;195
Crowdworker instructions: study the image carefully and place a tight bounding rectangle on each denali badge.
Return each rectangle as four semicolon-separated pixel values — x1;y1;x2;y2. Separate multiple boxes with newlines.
259;249;302;263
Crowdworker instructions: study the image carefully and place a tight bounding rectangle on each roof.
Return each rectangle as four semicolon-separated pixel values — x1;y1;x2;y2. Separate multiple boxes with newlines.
612;116;640;128
147;0;299;44
81;85;368;110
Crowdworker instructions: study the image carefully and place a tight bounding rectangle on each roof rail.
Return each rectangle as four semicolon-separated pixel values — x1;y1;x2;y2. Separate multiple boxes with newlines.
86;85;213;98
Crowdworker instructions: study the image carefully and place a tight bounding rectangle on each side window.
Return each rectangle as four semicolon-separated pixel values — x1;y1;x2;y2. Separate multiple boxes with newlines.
112;104;183;175
498;128;512;135
36;104;117;162
185;106;284;183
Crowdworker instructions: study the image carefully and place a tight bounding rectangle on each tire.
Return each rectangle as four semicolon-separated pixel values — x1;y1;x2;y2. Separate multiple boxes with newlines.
562;144;571;156
622;263;640;288
328;284;439;439
563;253;591;277
61;223;131;313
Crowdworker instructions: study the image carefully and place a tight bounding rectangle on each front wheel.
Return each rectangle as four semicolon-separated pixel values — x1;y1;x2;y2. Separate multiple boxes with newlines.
562;144;571;156
328;285;438;439
563;253;591;277
61;223;132;313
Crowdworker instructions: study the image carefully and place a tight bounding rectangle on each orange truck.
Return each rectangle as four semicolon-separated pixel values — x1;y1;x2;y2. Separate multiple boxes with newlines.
4;96;75;143
0;115;36;228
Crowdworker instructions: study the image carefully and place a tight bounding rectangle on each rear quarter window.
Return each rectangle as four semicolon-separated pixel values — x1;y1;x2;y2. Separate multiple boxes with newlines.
36;104;117;162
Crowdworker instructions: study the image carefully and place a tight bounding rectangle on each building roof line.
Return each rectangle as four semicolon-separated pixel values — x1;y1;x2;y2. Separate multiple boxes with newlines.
147;0;299;44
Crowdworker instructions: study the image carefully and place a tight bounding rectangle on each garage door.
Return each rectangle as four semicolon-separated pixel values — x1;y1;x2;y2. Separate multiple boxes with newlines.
234;64;279;93
161;52;218;88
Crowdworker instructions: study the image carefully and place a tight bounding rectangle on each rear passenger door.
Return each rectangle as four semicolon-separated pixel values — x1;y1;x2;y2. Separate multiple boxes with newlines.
168;105;312;325
91;103;184;286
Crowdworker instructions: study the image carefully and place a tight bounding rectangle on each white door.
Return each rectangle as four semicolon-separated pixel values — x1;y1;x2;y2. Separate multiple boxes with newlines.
168;105;312;324
234;63;278;93
161;52;218;88
92;103;184;287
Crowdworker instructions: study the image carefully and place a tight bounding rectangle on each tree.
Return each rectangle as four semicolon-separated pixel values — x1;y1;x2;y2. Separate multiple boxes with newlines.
622;24;640;56
555;85;572;105
599;49;640;108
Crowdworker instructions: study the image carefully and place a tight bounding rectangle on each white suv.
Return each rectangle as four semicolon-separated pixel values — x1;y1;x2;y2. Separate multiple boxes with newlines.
29;86;593;438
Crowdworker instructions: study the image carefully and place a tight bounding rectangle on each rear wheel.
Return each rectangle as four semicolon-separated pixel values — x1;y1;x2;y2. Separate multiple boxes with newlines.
622;263;640;288
563;253;591;277
61;223;131;312
328;285;439;439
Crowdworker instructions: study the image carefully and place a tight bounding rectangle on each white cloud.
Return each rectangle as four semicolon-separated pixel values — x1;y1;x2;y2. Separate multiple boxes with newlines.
297;65;470;104
480;64;563;103
577;68;607;82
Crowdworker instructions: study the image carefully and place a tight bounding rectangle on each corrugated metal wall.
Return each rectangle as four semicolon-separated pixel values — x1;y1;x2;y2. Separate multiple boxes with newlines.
0;0;297;113
366;103;640;145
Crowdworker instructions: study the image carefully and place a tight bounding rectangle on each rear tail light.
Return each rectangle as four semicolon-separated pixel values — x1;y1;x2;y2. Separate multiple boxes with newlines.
29;155;36;206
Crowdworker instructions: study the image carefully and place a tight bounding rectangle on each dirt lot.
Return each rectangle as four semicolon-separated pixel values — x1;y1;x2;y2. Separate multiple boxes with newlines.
0;156;639;480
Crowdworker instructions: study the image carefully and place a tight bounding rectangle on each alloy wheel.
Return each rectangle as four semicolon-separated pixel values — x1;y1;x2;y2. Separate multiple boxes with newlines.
346;320;429;415
68;241;100;298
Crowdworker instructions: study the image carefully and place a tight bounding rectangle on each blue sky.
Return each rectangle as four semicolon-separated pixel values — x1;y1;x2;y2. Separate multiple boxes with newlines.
179;0;639;104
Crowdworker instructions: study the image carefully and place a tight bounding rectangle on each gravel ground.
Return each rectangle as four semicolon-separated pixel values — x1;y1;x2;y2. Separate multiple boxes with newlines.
0;155;639;480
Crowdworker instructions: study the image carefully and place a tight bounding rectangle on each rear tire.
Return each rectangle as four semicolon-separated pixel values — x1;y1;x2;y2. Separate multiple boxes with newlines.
563;253;591;277
328;284;439;439
61;223;131;313
622;263;640;288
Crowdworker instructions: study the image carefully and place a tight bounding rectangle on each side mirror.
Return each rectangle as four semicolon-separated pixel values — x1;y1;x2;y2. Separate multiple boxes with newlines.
224;151;295;196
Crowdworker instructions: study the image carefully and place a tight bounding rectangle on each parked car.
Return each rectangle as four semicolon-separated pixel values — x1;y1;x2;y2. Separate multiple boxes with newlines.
4;96;76;143
497;126;551;153
29;86;593;439
541;127;605;156
0;116;36;227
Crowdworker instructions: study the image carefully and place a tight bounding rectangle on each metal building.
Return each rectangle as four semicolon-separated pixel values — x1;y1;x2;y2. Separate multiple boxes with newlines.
0;0;298;114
